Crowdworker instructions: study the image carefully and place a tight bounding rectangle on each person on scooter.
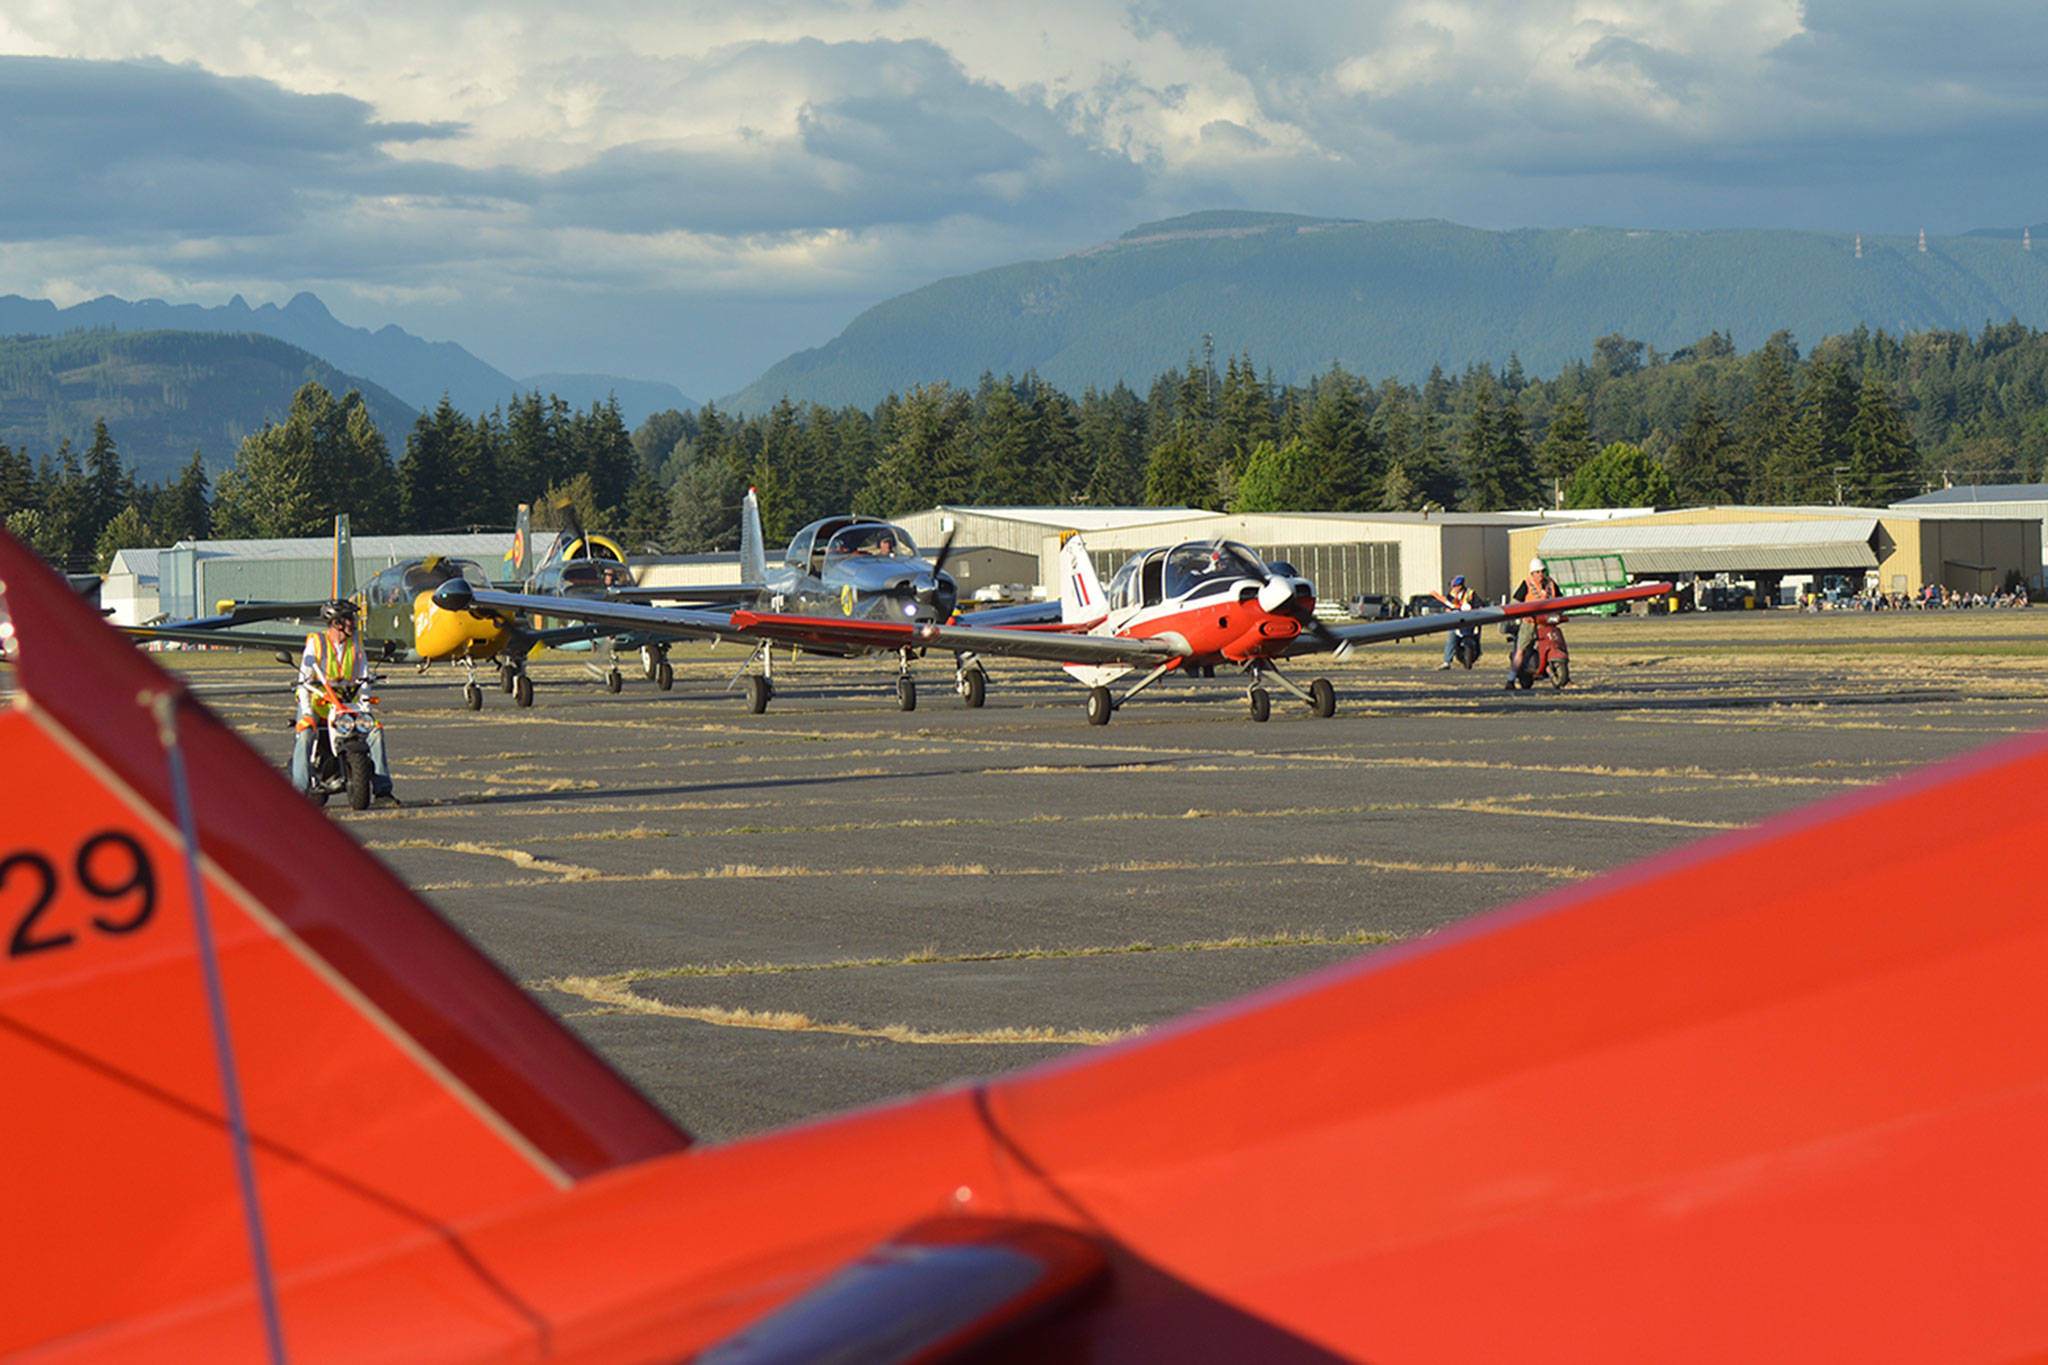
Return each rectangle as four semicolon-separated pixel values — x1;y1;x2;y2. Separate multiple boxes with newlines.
292;598;399;805
1434;574;1474;669
1508;558;1558;690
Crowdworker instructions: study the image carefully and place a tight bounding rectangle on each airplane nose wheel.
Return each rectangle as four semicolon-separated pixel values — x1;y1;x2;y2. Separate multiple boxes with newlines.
745;675;772;714
897;676;918;711
605;667;623;694
1248;687;1271;722
463;681;483;710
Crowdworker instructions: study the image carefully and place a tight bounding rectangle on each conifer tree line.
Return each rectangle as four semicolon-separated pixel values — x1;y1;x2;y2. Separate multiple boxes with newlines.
6;320;2048;573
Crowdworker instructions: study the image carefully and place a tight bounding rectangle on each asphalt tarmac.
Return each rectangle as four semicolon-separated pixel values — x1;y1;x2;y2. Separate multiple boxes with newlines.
169;608;2048;1143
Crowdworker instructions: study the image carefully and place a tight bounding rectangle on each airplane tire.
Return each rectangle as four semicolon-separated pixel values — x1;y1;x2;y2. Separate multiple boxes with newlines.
464;682;483;710
1249;687;1271;722
1309;677;1337;717
656;660;674;691
344;752;373;811
745;675;771;714
898;677;917;712
515;674;535;707
1551;659;1570;689
606;668;623;694
500;663;516;693
1086;687;1112;726
642;645;660;680
961;670;986;708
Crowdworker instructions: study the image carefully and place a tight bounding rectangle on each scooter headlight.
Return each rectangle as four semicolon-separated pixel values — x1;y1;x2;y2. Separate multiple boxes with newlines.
331;712;362;736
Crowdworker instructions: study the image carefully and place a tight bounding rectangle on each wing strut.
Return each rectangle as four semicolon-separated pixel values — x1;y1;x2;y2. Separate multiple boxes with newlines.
145;686;289;1365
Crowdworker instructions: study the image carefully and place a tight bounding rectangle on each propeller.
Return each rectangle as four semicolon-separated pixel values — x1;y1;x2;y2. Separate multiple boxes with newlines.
1259;557;1351;656
900;527;959;621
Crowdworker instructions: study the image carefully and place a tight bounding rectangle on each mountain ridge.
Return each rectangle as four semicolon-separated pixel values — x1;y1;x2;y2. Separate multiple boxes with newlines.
723;215;2048;413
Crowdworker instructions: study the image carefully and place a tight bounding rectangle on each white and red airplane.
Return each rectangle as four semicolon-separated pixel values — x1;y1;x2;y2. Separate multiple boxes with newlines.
436;533;1670;723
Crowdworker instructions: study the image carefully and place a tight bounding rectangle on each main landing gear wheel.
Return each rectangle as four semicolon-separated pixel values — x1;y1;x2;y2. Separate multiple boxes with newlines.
745;675;772;714
1309;677;1337;718
514;673;535;707
463;681;483;710
1086;686;1113;726
1248;687;1271;722
960;670;986;708
655;659;674;691
499;663;517;693
605;667;623;694
897;676;918;712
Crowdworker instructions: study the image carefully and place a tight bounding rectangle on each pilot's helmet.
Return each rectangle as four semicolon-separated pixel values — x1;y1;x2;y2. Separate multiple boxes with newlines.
320;598;358;625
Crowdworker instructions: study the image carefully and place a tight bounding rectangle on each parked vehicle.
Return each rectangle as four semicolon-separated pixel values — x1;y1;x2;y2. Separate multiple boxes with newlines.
1449;620;1482;668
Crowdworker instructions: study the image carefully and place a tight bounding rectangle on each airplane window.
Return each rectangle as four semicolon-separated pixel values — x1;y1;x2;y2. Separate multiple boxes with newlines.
1139;551;1166;606
1107;558;1141;611
402;559;488;596
785;527;816;571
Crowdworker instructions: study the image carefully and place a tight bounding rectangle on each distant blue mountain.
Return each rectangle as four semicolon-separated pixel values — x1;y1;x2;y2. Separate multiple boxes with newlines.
724;212;2048;412
0;292;689;426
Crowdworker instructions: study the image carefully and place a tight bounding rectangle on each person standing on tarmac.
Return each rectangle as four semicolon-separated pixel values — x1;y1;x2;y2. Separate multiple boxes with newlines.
291;599;399;805
1507;557;1558;689
1434;574;1474;669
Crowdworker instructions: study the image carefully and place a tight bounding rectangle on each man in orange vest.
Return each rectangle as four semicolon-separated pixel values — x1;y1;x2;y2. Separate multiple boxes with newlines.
290;598;398;803
1434;574;1474;669
1508;557;1557;687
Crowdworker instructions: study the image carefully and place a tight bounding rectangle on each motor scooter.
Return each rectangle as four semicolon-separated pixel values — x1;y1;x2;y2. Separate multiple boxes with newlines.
301;677;383;810
1506;612;1570;690
1449;620;1482;668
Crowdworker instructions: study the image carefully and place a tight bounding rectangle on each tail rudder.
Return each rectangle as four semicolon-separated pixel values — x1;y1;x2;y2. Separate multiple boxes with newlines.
510;502;533;581
739;487;768;586
331;513;355;601
1058;531;1106;626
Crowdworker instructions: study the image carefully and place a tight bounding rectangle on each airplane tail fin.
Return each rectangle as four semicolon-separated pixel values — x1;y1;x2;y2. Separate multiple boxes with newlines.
331;513;355;601
0;527;686;1357
738;486;768;586
1057;530;1106;626
510;502;533;580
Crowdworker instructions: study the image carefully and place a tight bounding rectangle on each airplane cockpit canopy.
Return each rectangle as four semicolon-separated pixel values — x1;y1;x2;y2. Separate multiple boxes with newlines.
822;523;918;566
1161;541;1268;600
367;557;491;607
555;559;633;593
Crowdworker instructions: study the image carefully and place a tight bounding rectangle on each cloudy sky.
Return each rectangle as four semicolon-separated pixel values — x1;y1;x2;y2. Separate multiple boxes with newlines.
2;1;2042;397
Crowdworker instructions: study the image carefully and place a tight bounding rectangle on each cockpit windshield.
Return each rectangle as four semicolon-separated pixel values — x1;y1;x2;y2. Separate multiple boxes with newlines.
1161;541;1267;599
560;560;631;592
823;524;918;564
401;558;490;597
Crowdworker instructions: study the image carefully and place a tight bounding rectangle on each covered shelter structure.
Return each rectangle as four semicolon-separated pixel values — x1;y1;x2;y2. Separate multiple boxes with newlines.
1510;507;2039;605
1893;484;2048;591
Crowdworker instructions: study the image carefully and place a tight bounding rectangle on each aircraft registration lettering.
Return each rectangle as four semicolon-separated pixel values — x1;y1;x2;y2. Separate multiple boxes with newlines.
3;830;156;961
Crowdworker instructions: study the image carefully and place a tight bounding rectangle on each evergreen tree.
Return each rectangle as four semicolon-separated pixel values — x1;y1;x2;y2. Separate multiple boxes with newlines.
1297;369;1377;509
157;450;212;543
1565;442;1674;508
1844;376;1921;503
1079;384;1145;505
665;452;744;551
1534;398;1594;504
1740;339;1798;500
1764;361;1858;504
1667;393;1741;503
619;470;669;551
0;441;33;522
1233;438;1316;512
970;383;1036;504
858;383;970;515
212;383;393;538
1142;426;1211;508
1461;383;1538;510
82;420;132;534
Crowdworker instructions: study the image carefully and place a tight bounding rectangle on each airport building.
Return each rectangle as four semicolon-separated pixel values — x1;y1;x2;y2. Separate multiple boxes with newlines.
1892;484;2048;591
1508;506;2041;606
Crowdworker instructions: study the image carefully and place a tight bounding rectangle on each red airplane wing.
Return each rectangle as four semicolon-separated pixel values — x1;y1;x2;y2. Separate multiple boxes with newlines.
8;524;2048;1362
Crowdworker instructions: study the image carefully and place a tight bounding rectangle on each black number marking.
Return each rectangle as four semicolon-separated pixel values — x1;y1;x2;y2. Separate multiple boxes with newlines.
3;852;70;957
5;832;159;960
79;832;156;935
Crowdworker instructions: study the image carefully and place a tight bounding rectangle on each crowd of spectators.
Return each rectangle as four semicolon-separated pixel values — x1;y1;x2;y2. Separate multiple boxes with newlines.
1802;583;2035;611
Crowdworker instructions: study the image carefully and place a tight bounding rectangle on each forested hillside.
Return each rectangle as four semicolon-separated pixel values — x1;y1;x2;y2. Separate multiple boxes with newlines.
727;212;2048;411
0;330;418;482
7;318;2046;578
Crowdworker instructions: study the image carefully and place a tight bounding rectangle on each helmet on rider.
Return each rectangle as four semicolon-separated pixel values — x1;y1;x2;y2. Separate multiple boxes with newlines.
320;598;358;626
1450;575;1465;587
